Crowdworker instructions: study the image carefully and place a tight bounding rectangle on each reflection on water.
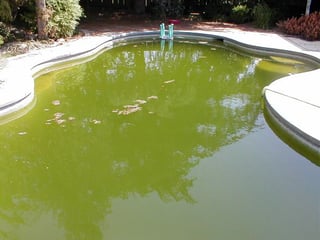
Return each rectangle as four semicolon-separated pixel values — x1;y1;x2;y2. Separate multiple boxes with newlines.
0;40;319;240
264;108;320;166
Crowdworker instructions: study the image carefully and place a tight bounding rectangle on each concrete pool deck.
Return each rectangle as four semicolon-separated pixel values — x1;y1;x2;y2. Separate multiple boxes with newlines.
0;28;319;152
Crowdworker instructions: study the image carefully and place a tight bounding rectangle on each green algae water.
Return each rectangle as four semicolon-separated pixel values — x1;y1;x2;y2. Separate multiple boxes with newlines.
0;39;319;240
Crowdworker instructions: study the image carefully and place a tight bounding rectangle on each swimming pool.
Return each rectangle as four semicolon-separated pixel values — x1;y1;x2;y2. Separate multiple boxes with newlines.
0;35;319;240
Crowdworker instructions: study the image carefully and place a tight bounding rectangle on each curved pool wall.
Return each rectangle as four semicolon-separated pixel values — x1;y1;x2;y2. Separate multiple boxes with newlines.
0;30;319;153
264;102;320;165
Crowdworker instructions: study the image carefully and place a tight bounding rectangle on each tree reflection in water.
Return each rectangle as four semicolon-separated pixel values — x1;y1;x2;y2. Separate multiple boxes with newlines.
0;40;314;239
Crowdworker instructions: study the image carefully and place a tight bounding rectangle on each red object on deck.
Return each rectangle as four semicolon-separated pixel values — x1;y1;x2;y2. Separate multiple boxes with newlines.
168;19;180;25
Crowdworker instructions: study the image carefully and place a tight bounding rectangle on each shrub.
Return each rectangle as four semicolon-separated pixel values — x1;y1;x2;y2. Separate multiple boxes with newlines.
230;4;251;24
46;0;83;39
252;2;274;29
0;0;12;22
0;21;11;46
150;0;184;20
166;2;185;19
0;22;10;37
277;12;320;41
15;1;37;30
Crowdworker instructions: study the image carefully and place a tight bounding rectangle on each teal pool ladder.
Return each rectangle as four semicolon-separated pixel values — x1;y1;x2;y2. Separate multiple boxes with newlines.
160;23;174;40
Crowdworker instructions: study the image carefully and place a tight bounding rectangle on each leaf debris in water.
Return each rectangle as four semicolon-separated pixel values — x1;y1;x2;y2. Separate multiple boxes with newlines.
117;104;142;115
113;96;158;116
91;119;102;124
163;80;175;84
147;96;158;100
56;119;66;125
54;112;64;119
135;99;147;104
45;112;75;126
52;100;60;106
124;104;139;109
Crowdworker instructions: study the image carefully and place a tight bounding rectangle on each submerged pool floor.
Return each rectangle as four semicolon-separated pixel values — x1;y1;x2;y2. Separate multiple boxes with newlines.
0;40;319;240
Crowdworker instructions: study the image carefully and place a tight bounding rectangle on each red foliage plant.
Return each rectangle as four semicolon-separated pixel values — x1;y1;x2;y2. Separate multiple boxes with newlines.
277;12;320;41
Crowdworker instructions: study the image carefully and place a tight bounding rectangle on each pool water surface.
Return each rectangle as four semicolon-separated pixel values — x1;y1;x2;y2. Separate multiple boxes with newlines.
0;40;319;240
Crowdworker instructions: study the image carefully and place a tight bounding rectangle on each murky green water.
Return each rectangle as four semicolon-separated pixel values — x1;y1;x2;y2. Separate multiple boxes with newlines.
1;40;319;240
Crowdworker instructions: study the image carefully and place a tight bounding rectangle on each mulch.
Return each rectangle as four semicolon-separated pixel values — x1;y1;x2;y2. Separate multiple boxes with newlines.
79;13;275;35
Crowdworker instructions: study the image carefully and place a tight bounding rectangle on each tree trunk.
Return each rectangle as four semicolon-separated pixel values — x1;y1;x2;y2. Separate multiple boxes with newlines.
305;0;312;15
36;0;48;39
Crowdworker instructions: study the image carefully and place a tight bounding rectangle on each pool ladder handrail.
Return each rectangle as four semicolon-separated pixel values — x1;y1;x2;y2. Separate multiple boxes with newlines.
160;23;174;40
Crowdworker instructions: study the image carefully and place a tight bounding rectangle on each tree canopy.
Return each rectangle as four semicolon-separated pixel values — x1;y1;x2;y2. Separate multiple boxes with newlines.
0;0;319;45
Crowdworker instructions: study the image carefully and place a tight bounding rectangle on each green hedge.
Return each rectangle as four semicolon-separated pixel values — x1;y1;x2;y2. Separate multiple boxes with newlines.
0;0;12;23
252;3;275;29
46;0;83;38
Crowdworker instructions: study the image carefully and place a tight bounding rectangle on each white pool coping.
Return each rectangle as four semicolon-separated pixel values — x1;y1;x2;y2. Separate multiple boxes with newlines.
0;29;319;151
